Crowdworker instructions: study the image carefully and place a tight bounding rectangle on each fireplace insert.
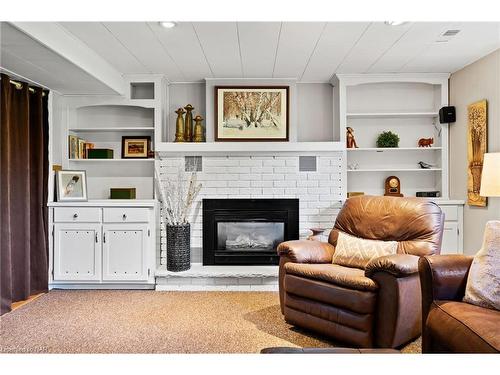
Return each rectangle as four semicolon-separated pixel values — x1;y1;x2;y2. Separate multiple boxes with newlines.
203;199;299;265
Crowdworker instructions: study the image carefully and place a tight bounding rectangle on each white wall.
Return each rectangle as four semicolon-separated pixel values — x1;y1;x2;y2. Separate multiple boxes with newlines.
166;81;336;142
449;48;500;255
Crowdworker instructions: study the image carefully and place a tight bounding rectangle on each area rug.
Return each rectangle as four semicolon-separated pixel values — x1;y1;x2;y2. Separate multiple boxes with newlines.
0;290;420;353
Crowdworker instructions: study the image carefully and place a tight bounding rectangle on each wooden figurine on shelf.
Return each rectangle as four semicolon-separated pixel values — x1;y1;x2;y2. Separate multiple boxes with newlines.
184;104;194;142
418;137;434;147
193;115;205;142
174;107;186;142
346;127;358;148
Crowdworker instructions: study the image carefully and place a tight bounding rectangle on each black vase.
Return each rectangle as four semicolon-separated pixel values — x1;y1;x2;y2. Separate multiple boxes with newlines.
166;223;191;272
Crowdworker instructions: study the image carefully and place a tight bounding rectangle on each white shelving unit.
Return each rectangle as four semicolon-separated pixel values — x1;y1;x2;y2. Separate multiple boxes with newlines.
60;75;166;200
334;73;463;254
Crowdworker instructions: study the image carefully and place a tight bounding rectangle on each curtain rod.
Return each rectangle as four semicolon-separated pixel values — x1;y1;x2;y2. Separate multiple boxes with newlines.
1;76;47;96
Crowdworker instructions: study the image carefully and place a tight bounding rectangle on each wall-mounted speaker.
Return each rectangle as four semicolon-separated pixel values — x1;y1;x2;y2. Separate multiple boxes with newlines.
439;106;456;123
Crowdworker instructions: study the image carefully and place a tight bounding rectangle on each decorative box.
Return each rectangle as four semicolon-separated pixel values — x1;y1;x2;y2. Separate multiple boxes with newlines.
88;148;114;159
110;188;136;199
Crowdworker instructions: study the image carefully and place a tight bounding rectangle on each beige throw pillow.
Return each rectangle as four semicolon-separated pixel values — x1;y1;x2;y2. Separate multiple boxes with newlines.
333;232;398;269
463;221;500;310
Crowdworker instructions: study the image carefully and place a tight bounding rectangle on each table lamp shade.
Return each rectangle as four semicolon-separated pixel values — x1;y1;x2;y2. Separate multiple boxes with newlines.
480;153;500;197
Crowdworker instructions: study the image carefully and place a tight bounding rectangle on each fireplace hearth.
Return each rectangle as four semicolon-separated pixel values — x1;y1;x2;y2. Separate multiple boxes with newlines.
203;199;299;265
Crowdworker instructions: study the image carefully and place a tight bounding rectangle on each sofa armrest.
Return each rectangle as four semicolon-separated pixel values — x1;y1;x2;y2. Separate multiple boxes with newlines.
365;254;420;278
418;254;473;303
277;240;334;264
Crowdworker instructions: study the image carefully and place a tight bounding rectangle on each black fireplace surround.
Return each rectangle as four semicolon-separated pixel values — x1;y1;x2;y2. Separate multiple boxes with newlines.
203;199;299;265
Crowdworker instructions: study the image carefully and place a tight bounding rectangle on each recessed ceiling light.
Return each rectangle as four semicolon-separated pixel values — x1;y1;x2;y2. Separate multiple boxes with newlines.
384;21;407;26
159;21;176;29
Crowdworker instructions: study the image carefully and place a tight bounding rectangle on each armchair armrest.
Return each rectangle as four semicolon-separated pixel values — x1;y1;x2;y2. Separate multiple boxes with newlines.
365;254;420;278
277;240;334;264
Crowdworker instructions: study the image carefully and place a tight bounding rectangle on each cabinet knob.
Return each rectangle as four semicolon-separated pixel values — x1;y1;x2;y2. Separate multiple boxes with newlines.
122;214;127;220
73;213;78;219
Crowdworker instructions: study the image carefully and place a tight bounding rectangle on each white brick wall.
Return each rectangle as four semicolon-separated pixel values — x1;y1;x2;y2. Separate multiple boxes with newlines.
158;153;344;265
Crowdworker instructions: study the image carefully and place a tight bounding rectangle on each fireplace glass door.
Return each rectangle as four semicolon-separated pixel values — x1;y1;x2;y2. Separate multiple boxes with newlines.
216;222;285;252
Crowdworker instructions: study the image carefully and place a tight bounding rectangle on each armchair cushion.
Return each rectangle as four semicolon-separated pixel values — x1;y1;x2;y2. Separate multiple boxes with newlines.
333;232;398;269
365;254;420;278
285;263;378;292
277;240;334;263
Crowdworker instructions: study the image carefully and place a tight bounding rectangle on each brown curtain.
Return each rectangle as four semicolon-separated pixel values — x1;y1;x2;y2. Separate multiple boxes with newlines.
1;73;49;315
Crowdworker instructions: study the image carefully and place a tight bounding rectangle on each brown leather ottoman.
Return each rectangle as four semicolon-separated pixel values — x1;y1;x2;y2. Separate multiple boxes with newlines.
260;347;399;354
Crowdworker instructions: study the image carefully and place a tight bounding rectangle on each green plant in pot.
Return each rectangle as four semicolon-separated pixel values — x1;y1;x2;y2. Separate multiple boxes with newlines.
376;131;400;148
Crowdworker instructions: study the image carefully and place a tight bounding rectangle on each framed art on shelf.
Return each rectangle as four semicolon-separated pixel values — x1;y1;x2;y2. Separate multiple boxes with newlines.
214;86;289;142
121;136;151;158
56;170;88;202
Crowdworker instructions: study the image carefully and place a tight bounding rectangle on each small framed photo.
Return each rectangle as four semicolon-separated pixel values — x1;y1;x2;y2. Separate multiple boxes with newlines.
122;136;151;158
56;170;88;202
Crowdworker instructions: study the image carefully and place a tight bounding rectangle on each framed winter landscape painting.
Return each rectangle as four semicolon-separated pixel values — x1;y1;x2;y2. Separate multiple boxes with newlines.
215;86;289;141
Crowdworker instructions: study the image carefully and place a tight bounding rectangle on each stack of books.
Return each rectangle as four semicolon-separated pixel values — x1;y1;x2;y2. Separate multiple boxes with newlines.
68;135;94;159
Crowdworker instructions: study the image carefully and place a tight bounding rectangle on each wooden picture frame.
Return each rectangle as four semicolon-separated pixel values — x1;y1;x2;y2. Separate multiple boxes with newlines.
56;170;88;202
121;136;151;159
214;86;289;142
467;99;488;206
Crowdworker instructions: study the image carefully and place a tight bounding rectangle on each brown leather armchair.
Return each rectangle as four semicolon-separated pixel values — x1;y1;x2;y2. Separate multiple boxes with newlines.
277;195;444;348
419;255;500;353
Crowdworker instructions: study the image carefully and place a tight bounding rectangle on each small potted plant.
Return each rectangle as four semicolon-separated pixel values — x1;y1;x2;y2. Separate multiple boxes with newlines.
376;131;400;148
155;167;202;272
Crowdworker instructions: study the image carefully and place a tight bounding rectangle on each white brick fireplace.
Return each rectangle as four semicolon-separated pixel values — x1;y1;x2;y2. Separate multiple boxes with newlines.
158;152;345;266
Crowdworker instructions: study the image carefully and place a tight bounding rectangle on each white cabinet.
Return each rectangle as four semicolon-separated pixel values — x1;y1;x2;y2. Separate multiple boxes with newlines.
102;224;148;281
54;223;101;281
48;200;158;289
435;202;464;254
441;222;459;255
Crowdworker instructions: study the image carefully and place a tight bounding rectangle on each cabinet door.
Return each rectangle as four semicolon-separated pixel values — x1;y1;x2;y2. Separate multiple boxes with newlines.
102;224;148;281
441;222;459;254
54;223;101;281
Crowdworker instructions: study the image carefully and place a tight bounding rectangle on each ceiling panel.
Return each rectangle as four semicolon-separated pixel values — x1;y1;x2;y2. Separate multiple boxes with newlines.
402;22;500;73
302;22;369;82
1;22;117;94
337;22;413;73
147;22;212;81
103;22;184;80
367;22;455;73
192;22;242;77
273;22;326;78
237;22;281;78
59;22;147;74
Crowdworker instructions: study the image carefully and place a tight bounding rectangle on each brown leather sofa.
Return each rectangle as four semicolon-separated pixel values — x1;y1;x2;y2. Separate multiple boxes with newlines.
419;255;500;353
277;195;444;348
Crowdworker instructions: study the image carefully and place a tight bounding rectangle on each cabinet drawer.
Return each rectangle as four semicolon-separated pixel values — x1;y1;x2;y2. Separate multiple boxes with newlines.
54;207;101;223
103;208;150;223
440;206;458;221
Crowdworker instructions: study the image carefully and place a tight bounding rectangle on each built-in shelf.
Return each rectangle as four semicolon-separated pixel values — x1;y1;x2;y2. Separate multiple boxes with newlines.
346;112;438;119
68;127;155;132
68;158;155;162
347;147;442;151
48;199;157;207
155;141;344;154
348;168;442;172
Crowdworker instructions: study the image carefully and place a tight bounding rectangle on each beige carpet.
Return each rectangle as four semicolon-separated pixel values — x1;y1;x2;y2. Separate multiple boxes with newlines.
0;290;420;353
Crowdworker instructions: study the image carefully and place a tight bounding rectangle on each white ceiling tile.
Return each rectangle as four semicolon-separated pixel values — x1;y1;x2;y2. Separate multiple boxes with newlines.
192;22;242;77
273;22;326;78
402;22;500;73
103;22;184;80
237;22;281;78
302;22;369;81
59;22;147;74
147;22;212;81
337;22;413;73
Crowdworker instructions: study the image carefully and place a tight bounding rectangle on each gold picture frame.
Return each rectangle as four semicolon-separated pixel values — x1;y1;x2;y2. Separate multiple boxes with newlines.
467;99;488;206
